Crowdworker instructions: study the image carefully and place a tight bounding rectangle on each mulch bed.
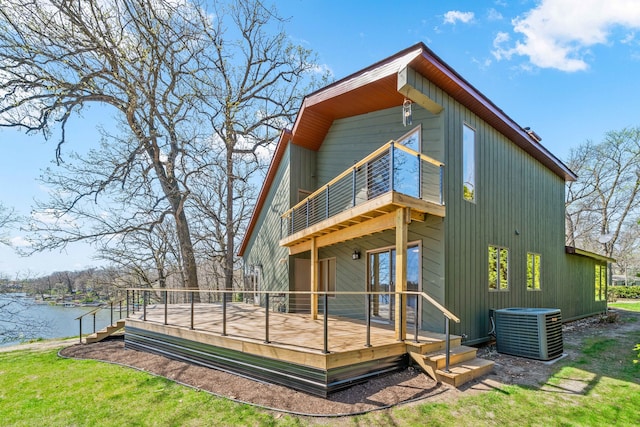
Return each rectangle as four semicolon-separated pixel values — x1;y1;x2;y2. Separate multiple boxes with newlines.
60;339;461;416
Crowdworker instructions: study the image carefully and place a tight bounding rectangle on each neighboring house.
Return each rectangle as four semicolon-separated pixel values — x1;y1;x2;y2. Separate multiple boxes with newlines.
238;42;611;346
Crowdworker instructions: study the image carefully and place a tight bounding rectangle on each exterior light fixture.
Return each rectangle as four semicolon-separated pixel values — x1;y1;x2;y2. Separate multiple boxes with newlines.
352;249;361;260
403;99;412;126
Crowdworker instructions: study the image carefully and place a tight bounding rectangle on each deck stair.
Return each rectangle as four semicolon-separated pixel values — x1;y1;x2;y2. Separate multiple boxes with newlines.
408;339;494;387
85;320;126;344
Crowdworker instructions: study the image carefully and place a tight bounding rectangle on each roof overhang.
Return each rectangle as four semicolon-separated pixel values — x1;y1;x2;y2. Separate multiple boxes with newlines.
565;246;616;263
238;42;578;256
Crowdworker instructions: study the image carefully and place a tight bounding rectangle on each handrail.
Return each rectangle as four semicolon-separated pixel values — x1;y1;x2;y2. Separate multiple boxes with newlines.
418;291;460;323
281;139;443;218
74;307;101;344
74;298;127;344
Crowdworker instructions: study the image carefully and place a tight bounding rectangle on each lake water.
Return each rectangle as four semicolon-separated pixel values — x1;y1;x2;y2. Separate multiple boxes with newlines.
0;294;120;347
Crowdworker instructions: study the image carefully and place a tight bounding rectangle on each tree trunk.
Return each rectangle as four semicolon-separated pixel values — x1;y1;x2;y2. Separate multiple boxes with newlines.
225;147;235;293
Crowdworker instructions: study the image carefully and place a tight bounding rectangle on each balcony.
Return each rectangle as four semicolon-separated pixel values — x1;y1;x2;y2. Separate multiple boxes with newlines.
280;140;445;253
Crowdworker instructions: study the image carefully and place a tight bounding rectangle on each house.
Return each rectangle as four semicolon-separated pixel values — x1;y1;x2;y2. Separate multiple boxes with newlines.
239;42;610;350
125;43;611;397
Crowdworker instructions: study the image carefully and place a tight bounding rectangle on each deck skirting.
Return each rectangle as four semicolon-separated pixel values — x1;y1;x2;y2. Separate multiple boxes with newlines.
125;325;408;397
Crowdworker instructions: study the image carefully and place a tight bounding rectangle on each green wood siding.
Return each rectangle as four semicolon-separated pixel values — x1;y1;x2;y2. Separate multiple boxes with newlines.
316;107;443;187
406;66;598;344
242;145;292;294
289;144;317;205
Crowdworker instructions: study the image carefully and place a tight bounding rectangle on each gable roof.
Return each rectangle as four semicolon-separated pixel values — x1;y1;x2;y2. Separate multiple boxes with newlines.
238;42;576;256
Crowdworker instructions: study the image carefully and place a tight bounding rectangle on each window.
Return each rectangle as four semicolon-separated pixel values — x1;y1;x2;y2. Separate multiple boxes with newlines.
595;263;607;301
319;258;336;297
527;253;541;290
397;125;421;152
489;245;509;291
463;124;476;202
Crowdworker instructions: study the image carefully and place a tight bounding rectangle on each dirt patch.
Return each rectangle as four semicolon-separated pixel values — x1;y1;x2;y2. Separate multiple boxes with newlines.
58;309;640;416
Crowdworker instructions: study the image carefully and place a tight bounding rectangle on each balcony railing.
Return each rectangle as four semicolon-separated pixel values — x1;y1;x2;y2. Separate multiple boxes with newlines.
281;140;444;238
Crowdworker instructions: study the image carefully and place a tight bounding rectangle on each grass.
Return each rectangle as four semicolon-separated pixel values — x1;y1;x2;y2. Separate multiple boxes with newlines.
2;312;640;426
609;301;640;312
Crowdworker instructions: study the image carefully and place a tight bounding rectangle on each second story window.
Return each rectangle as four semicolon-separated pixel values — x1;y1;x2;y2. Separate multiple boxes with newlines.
463;124;476;202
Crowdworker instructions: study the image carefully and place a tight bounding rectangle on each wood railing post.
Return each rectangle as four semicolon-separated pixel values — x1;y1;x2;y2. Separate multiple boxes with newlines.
323;292;329;354
264;293;270;343
417;153;422;199
352;166;357;207
190;291;194;330
444;317;451;373
325;185;330;219
365;292;371;348
413;293;420;343
163;290;168;325
222;290;227;336
389;141;395;192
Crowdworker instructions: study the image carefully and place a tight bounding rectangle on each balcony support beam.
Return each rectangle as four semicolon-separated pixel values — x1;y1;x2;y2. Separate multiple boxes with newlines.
395;207;410;342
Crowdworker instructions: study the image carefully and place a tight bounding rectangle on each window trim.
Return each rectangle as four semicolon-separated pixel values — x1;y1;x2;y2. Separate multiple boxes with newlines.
488;244;509;292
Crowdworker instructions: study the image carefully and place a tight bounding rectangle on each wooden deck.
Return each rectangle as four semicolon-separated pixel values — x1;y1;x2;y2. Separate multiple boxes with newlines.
124;302;460;396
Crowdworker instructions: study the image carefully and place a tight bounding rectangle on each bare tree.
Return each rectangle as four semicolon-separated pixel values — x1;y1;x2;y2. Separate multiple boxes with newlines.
1;0;324;291
0;203;17;246
197;1;328;291
566;127;640;266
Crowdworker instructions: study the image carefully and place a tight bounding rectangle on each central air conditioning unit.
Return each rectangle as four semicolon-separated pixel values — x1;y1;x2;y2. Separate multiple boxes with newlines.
493;308;563;361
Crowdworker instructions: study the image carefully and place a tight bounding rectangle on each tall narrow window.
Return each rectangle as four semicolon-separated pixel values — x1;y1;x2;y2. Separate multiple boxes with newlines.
595;263;607;301
489;245;509;291
463;124;476;202
527;253;541;290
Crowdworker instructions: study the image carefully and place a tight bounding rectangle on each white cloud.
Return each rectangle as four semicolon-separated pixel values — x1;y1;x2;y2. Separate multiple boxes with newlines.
493;0;640;72
487;8;503;21
10;236;31;248
443;11;475;25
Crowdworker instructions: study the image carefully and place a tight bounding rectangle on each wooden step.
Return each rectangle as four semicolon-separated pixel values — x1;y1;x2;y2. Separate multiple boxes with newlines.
435;358;495;387
409;345;494;388
85;320;126;344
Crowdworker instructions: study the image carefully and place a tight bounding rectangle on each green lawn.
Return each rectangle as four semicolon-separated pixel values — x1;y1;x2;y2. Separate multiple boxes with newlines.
2;312;639;426
609;301;640;312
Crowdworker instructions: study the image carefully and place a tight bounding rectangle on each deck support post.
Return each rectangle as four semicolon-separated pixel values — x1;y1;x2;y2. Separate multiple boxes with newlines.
311;237;318;320
163;290;168;325
365;293;371;347
190;291;194;330
323;292;329;354
395;207;409;342
222;290;227;336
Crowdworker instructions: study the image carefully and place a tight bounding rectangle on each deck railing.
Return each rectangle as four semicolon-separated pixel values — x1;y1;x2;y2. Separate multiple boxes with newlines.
74;298;126;344
125;288;460;370
281;140;444;237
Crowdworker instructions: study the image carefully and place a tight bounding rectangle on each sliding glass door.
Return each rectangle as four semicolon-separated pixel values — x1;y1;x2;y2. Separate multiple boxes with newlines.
368;243;421;326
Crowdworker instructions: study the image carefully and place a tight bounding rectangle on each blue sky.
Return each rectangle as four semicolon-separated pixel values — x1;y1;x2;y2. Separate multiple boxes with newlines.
2;0;640;276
